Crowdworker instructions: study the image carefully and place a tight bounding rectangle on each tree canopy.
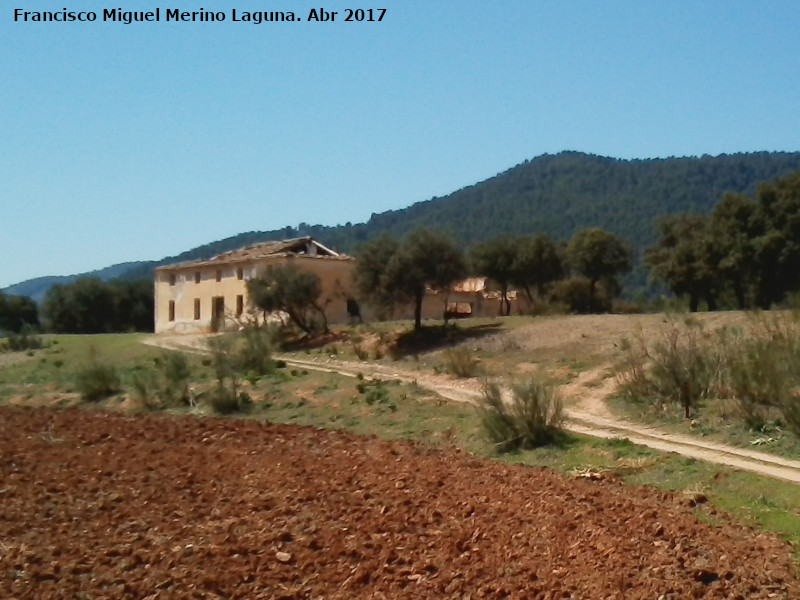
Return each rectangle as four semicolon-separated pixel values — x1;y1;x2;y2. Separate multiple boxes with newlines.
246;263;328;335
645;172;800;311
41;278;153;333
355;229;467;330
0;291;39;333
470;237;519;316
644;215;719;312
114;151;800;298
567;228;632;310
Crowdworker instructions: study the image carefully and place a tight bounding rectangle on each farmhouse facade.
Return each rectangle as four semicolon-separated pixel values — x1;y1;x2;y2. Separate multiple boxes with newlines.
153;237;356;334
154;237;522;334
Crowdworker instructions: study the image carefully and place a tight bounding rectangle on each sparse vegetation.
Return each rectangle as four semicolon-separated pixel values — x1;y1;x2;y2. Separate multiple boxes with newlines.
237;323;276;375
616;313;800;427
615;317;722;418
130;366;160;411
75;349;123;402
1;324;46;352
209;386;252;415
153;350;193;406
443;345;480;378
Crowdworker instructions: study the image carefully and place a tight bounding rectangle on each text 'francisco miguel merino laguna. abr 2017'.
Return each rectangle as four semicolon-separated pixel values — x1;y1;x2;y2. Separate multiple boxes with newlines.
13;8;387;24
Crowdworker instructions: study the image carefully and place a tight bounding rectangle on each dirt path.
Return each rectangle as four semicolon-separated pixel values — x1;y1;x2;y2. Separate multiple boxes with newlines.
146;334;800;484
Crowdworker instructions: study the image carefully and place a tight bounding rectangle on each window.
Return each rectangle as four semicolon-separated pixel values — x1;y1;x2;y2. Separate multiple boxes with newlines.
168;300;175;321
216;269;222;282
236;295;244;317
237;267;244;281
169;273;176;286
194;298;201;320
195;271;201;284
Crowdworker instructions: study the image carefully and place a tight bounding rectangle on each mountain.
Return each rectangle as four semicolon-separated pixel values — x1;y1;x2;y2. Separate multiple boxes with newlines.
7;151;800;298
3;262;148;304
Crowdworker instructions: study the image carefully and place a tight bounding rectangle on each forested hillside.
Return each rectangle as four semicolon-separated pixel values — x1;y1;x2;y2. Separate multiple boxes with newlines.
123;151;800;282
3;262;148;304
8;151;800;293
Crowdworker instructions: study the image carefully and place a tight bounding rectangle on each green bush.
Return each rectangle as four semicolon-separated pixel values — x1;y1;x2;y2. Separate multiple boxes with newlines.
238;325;275;375
356;379;392;406
155;350;192;406
76;362;122;402
130;367;161;411
479;379;565;452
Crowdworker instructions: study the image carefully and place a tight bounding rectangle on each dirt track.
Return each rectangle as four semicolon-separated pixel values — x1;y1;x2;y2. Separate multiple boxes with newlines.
2;406;799;599
146;331;800;484
278;354;800;485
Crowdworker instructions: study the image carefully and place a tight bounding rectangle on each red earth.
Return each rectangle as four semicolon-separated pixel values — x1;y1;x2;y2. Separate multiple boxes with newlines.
1;406;798;599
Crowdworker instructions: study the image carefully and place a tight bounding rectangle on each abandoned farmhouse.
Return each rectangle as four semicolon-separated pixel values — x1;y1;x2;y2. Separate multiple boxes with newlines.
154;237;515;334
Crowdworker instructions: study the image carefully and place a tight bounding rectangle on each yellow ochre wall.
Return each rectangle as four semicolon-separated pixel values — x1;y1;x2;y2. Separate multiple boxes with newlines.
154;256;356;334
154;255;515;334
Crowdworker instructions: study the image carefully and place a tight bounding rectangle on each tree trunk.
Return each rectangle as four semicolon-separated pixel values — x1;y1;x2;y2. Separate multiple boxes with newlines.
500;286;510;316
589;279;597;313
522;285;535;308
706;294;718;312
313;303;329;333
414;295;423;331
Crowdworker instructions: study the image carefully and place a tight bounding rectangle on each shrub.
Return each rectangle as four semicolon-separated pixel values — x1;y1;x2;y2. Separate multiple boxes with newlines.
155;350;192;406
130;367;161;411
238;324;275;375
479;379;565;452
443;346;480;378
209;386;242;415
1;324;45;352
76;362;122;402
356;379;392;406
728;313;800;433
351;335;369;360
616;313;800;426
615;318;722;418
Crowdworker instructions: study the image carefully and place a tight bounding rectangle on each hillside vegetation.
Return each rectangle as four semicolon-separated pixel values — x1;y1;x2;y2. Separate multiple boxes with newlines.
6;151;800;295
124;151;800;274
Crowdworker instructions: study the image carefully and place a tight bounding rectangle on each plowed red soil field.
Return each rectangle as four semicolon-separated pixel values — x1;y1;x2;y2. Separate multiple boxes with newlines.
1;407;798;599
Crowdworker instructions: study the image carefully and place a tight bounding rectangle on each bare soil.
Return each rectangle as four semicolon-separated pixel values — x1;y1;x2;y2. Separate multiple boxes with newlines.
1;406;798;599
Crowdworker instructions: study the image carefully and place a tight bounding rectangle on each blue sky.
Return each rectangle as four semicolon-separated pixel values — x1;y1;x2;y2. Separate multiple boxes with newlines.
2;1;800;288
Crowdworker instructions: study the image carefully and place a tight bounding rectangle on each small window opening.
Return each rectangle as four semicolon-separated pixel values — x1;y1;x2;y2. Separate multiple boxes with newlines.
168;300;175;321
194;298;201;320
236;295;244;317
195;271;201;284
216;269;222;282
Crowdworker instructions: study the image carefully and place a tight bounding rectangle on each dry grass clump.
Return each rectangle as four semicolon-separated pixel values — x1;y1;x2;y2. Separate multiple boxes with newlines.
479;378;565;452
443;346;480;378
616;313;800;431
